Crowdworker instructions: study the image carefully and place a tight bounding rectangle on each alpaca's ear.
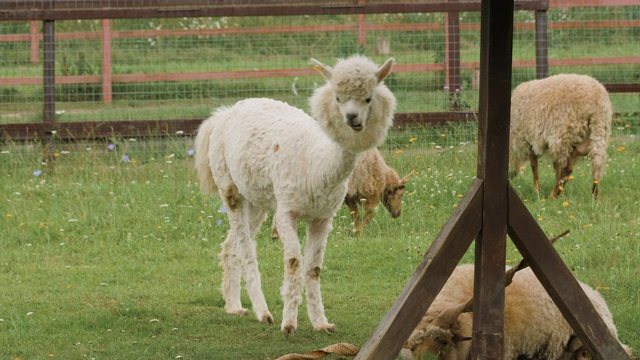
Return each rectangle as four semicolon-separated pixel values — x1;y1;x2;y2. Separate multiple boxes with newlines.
376;58;394;83
310;58;333;80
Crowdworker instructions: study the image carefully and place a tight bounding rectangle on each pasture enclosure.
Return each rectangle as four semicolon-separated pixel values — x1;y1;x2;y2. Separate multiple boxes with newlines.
0;0;639;145
1;1;640;359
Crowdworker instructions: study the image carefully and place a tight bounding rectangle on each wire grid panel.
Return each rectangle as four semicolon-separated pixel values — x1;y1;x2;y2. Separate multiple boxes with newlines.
0;2;639;139
0;22;43;124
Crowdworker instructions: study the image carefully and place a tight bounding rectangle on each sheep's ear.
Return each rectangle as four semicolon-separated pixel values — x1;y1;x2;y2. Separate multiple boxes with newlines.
376;57;394;83
311;58;333;80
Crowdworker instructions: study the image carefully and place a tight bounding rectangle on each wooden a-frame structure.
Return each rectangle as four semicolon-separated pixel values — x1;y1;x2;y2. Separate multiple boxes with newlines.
354;1;631;359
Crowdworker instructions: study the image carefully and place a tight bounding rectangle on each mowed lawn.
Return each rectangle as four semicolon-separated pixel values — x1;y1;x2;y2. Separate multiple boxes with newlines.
1;126;639;359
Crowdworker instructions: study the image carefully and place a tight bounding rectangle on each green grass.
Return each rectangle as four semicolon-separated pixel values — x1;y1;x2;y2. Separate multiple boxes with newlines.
1;126;639;359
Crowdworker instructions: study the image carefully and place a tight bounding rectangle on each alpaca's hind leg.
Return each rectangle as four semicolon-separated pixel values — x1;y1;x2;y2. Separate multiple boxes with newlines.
276;210;303;337
304;217;336;333
219;232;247;316
242;203;273;324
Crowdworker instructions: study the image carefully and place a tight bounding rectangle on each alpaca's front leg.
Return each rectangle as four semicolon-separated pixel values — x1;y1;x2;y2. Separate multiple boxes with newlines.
304;218;336;333
276;211;304;337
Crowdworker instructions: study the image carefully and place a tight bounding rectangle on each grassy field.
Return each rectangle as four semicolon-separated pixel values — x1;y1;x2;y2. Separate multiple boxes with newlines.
1;123;638;359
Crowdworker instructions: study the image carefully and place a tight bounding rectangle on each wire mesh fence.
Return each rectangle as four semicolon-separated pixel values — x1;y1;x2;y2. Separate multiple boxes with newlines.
0;1;639;150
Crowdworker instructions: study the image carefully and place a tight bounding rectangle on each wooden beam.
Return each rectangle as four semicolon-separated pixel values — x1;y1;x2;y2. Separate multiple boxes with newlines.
0;1;548;21
507;186;631;359
354;178;483;359
470;0;513;356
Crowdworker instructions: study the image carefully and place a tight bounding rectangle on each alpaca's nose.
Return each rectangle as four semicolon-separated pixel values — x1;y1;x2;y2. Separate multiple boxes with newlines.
347;113;362;130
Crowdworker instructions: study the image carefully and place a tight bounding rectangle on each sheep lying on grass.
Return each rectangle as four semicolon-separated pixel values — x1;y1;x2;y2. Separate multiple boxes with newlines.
194;55;396;336
271;148;412;238
401;263;632;360
344;148;412;235
509;74;612;199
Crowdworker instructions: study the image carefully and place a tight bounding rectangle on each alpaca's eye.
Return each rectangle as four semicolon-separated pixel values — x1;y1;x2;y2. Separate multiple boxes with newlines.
365;98;372;104
336;97;341;103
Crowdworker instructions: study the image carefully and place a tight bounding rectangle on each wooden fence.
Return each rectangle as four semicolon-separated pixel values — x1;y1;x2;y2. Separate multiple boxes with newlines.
1;0;639;141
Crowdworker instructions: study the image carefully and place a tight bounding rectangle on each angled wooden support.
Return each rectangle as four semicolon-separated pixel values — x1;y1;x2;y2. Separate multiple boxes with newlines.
507;185;630;359
355;0;630;359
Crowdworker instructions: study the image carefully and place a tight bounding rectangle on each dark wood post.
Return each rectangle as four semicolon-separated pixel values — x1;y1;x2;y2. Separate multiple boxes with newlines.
470;0;513;356
43;19;56;164
534;9;549;79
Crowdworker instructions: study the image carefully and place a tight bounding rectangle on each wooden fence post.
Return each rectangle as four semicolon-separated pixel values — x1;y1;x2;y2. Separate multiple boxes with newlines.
357;0;366;46
445;0;461;109
43;19;56;163
535;9;549;79
30;21;39;64
102;19;113;104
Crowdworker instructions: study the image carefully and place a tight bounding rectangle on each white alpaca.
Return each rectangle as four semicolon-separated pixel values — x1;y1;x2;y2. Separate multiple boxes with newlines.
194;55;396;336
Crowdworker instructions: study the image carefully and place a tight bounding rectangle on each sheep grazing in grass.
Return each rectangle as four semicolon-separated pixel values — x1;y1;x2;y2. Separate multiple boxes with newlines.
401;264;632;360
344;148;413;235
194;55;396;336
270;148;412;238
509;74;612;199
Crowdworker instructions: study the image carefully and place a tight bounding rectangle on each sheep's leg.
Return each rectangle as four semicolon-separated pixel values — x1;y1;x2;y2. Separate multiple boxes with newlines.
358;198;379;234
243;203;273;324
344;196;361;235
589;150;606;200
276;210;304;337
550;158;573;199
304;217;336;333
530;153;541;193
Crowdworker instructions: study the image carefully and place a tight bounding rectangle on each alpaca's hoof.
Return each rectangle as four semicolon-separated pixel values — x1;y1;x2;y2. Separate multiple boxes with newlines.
282;324;296;337
227;308;250;317
259;312;274;324
316;323;337;333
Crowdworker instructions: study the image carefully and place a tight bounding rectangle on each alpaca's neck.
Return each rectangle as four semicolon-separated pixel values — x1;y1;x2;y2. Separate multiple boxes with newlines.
310;137;359;187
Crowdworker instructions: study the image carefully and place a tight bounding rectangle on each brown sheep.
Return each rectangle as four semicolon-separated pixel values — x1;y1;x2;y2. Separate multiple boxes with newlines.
343;148;413;235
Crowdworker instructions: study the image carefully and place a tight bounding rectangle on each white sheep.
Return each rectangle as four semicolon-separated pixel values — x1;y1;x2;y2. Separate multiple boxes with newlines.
509;74;612;199
401;264;632;360
270;148;412;238
194;55;396;336
344;148;413;235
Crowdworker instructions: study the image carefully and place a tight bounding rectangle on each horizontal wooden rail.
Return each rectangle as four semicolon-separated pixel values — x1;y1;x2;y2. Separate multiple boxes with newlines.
0;112;478;141
4;57;640;87
0;1;548;21
3;19;639;44
549;0;639;8
3;109;638;142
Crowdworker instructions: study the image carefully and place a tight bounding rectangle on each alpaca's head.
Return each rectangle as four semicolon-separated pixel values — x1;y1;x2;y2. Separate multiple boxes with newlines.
310;55;396;153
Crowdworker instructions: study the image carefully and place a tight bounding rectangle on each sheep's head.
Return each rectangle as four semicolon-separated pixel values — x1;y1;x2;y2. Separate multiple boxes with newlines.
402;300;473;360
310;56;396;153
382;171;413;218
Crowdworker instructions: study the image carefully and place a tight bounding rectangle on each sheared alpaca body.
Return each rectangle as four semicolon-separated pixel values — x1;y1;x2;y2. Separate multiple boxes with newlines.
194;55;396;336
